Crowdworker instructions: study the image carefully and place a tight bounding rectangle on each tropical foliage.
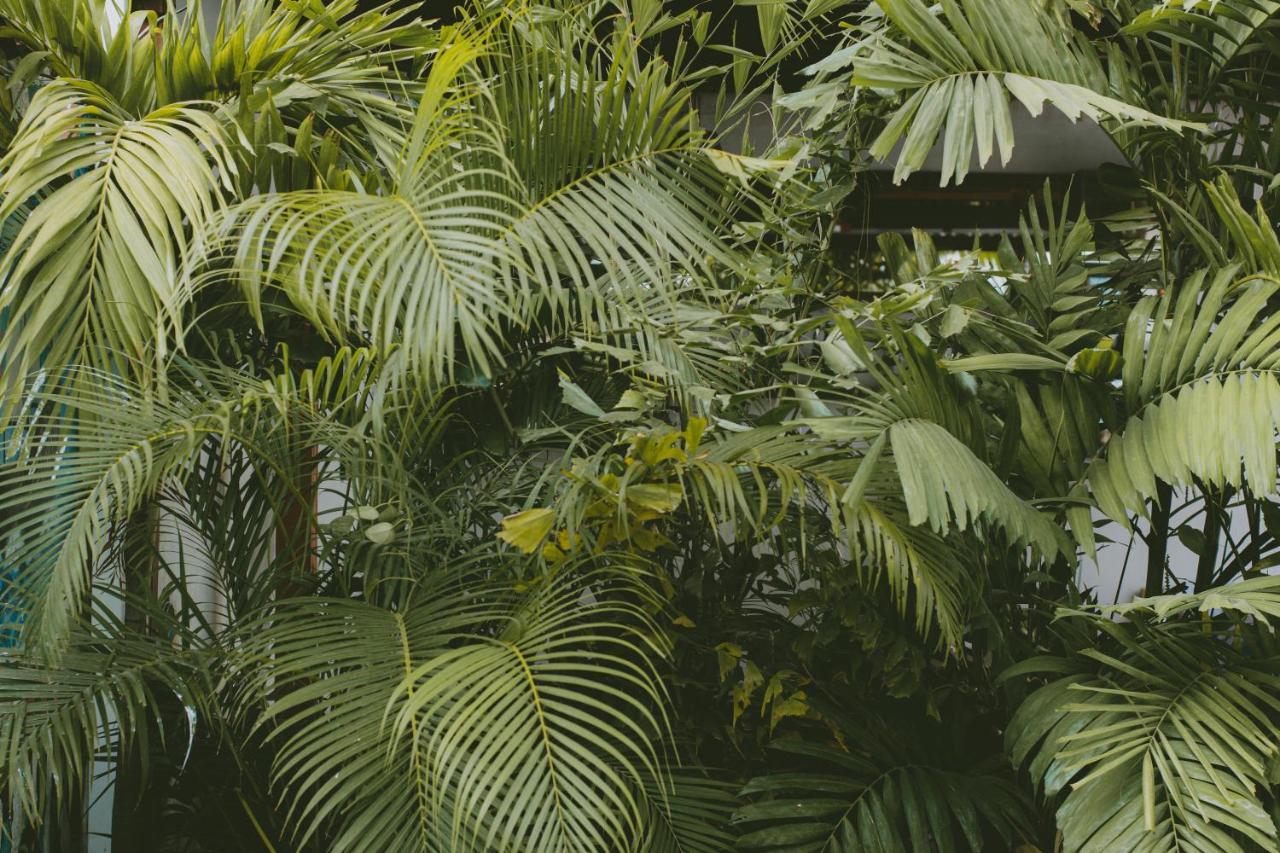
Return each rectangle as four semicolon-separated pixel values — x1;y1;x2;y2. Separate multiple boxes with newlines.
1;0;1279;850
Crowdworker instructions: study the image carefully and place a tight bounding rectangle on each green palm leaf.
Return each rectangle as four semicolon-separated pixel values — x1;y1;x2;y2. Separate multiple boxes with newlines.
857;0;1201;184
638;769;737;853
735;738;1035;851
0;79;235;380
392;569;670;851
0;367;368;652
1008;621;1280;851
196;19;770;386
1096;574;1280;624
1088;267;1280;521
0;623;211;825
237;569;672;851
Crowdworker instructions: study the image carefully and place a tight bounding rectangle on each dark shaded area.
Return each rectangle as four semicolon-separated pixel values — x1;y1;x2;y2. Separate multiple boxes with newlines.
839;167;1141;251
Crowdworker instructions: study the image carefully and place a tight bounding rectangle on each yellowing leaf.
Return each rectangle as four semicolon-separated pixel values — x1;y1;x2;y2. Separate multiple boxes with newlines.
615;389;648;411
626;483;684;515
731;660;765;726
715;642;743;682
769;689;810;734
672;614;696;628
498;508;555;553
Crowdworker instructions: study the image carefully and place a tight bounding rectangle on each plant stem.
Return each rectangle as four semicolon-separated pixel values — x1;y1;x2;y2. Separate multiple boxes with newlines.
1145;481;1173;596
1194;489;1221;593
113;505;161;852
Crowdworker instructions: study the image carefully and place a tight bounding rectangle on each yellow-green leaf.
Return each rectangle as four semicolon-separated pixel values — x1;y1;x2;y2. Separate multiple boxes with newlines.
626;483;685;514
498;508;555;553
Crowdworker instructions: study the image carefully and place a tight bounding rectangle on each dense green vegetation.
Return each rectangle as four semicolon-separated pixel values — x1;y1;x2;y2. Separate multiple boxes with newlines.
2;0;1280;849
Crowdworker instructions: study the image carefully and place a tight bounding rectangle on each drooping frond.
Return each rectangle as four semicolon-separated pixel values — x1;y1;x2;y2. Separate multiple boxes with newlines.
1095;573;1280;624
0;368;367;653
638;770;737;853
238;569;673;851
889;418;1064;554
232;596;482;851
808;328;1066;557
196;17;774;386
734;738;1035;851
1088;268;1280;521
391;569;671;851
189;34;513;384
1008;621;1280;851
844;498;974;646
0;626;212;825
487;23;759;330
856;0;1201;184
0;79;235;380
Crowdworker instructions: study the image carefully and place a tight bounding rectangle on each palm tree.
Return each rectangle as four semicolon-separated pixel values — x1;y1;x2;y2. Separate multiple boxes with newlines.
2;0;1280;851
0;0;759;848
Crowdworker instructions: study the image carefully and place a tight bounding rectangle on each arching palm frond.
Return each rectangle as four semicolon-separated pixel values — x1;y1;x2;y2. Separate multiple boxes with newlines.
230;596;478;852
844;498;975;646
888;417;1064;553
1008;618;1280;852
0;366;373;653
163;0;431;111
687;423;981;644
191;34;520;385
734;737;1035;851
236;568;672;852
1097;573;1280;623
807;328;1066;558
196;16;776;387
856;0;1201;184
0;623;213;827
392;568;671;852
0;0;158;111
637;769;737;853
1087;267;1280;521
0;79;235;382
487;23;764;331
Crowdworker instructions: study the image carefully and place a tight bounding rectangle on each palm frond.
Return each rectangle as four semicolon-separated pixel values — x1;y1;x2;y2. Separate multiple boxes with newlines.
1094;573;1280;624
1121;0;1280;94
165;0;430;111
231;596;475;851
0;623;211;825
844;498;974;646
0;79;235;380
196;18;772;386
638;769;737;853
1088;267;1280;521
889;417;1064;554
1204;176;1280;276
1008;620;1280;851
0;0;158;111
856;0;1201;184
0;367;370;652
237;568;672;852
392;568;671;851
808;328;1066;557
488;24;760;330
734;739;1035;851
